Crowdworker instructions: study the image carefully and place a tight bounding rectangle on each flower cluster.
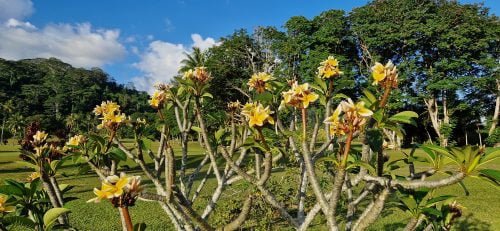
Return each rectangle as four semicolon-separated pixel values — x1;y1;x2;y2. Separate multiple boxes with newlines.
27;172;40;182
281;81;319;109
183;66;212;84
0;194;15;214
32;130;48;145
318;56;343;79
88;173;143;208
227;100;241;113
371;60;398;87
324;98;373;135
93;101;127;130
149;83;171;109
247;72;274;93
31;131;49;156
66;134;86;146
241;102;275;128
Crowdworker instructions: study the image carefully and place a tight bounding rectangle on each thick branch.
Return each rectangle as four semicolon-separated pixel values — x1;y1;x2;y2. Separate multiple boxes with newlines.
363;172;465;189
352;188;391;231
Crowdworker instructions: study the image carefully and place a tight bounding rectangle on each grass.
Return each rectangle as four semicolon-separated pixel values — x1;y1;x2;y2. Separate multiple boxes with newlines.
0;140;499;230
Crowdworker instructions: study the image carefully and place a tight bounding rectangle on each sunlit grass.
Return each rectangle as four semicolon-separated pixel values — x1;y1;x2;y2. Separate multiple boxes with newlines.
0;140;498;230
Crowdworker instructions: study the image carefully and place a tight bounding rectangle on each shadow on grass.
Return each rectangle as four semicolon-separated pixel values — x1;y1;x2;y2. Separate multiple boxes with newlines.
382;222;405;230
454;214;491;231
0;167;33;174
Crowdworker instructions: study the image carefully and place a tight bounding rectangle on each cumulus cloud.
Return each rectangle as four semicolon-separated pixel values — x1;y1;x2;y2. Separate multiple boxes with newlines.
132;41;186;91
0;20;126;68
0;0;34;21
132;34;220;93
191;34;221;52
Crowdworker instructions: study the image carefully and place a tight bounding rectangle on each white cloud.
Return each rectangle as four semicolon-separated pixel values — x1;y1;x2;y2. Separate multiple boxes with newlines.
0;0;34;21
0;20;126;68
132;34;220;93
191;34;221;52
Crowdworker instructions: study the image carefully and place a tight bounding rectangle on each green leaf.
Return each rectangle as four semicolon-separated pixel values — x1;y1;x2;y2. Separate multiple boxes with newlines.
363;89;377;105
215;128;226;142
177;86;185;96
457;180;470;196
400;196;418;211
108;147;127;161
426;195;455;207
478;148;500;168
366;128;384;153
191;126;202;133
0;185;24;196
388;111;418;126
422;207;442;218
372;109;384;124
43;208;71;228
333;93;349;100
202;92;213;99
88;134;106;148
3;216;36;228
140;138;154;151
50;160;61;172
347;161;376;174
255;92;273;102
314;76;327;92
479;169;500;183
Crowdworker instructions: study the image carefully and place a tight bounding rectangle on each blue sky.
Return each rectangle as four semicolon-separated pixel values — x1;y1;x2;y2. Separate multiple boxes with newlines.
0;0;498;92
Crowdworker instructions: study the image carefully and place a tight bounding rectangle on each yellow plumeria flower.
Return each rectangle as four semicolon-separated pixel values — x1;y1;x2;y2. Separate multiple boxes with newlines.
241;102;274;128
87;183;114;203
93;101;120;116
67;135;85;146
193;66;211;83
318;56;343;79
33;131;48;143
371;61;395;86
324;105;342;124
104;174;130;197
87;174;131;203
371;62;385;85
248;72;274;93
27;172;40;182
103;113;126;123
324;105;346;137
340;98;373;117
281;81;319;109
0;194;15;214
302;91;319;108
183;69;194;80
149;90;166;108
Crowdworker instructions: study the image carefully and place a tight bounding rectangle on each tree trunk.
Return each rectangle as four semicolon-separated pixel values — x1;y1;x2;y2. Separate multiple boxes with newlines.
442;91;449;147
0;117;4;145
424;97;442;144
41;174;68;225
489;79;500;136
297;163;308;222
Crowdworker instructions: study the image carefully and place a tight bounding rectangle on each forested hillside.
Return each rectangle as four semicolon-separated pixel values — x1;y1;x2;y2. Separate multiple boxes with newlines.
0;58;152;141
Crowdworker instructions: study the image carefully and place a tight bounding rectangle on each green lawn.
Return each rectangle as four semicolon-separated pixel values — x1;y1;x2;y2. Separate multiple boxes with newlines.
0;141;498;230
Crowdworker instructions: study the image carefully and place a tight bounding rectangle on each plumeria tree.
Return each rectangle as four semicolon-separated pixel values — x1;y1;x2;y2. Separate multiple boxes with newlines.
61;56;499;231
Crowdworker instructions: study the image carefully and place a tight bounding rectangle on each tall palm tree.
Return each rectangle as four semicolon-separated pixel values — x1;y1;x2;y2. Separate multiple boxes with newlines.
1;100;14;145
7;113;26;141
179;47;206;73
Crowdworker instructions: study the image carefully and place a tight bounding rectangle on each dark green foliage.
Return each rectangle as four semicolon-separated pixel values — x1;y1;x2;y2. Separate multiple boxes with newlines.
0;58;153;137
